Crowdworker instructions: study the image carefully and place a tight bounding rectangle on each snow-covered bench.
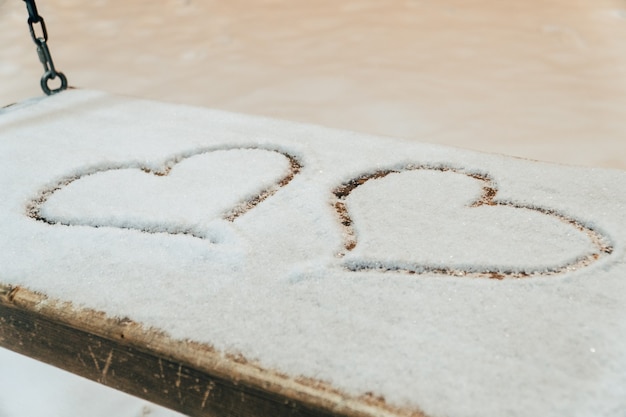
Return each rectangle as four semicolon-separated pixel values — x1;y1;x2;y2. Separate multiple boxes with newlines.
1;90;625;417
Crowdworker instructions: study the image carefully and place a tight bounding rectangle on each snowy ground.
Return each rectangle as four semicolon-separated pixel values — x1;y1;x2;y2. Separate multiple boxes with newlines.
1;1;626;417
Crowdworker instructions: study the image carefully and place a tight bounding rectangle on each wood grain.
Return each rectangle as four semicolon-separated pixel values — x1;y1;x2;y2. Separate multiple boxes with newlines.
0;284;426;417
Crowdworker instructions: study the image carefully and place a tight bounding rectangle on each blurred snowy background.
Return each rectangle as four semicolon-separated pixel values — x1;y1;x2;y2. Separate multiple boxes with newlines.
2;0;626;416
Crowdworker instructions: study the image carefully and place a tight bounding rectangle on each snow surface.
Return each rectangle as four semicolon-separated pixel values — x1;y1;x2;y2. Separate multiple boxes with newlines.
1;90;626;417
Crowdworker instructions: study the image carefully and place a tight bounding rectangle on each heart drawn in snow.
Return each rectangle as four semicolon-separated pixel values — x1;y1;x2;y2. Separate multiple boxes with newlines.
332;165;613;278
28;147;301;242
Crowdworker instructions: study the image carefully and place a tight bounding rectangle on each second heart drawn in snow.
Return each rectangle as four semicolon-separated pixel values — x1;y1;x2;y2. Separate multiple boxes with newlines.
28;147;301;242
332;165;613;278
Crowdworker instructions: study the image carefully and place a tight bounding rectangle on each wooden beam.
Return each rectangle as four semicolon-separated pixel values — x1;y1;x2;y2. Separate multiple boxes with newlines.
0;285;425;417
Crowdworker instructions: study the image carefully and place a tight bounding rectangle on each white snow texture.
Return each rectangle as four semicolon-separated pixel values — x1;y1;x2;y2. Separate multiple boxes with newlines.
1;90;626;417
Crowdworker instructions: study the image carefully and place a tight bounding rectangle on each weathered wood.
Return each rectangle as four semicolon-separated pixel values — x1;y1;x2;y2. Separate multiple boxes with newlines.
0;285;425;417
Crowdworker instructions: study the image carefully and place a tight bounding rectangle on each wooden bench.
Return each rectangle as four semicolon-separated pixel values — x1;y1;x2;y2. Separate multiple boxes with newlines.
2;90;625;417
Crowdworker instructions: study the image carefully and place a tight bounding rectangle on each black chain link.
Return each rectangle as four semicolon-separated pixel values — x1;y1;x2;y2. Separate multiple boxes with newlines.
23;0;68;95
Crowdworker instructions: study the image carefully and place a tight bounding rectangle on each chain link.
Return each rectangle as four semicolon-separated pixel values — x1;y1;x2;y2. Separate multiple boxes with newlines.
23;0;68;95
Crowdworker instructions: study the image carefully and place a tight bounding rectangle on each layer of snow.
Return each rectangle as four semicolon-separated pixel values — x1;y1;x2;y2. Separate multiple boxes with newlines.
1;90;626;417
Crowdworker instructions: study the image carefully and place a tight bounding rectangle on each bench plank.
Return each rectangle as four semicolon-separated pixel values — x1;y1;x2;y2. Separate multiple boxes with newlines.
0;285;421;417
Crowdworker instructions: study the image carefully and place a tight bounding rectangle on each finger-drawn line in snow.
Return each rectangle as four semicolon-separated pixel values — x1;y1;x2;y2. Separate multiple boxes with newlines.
331;165;613;279
27;146;302;241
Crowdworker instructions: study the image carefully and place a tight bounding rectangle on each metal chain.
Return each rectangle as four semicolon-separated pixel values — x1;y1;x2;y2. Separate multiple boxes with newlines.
23;0;68;95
